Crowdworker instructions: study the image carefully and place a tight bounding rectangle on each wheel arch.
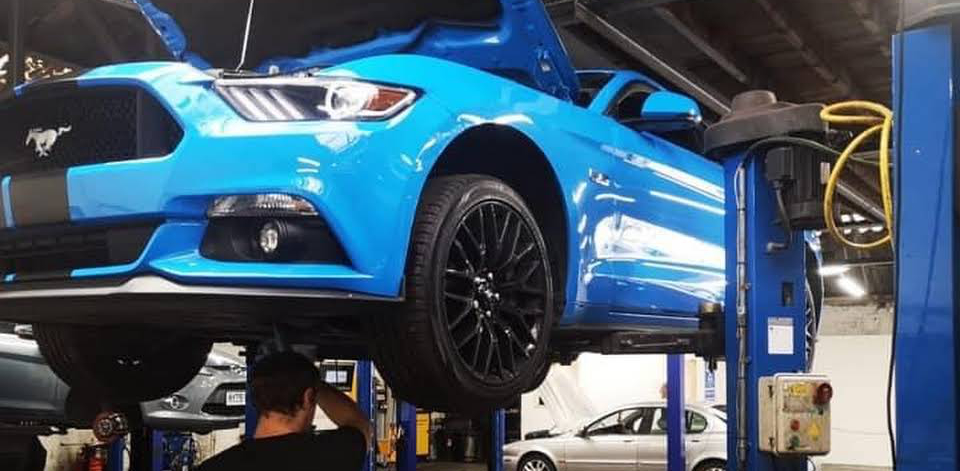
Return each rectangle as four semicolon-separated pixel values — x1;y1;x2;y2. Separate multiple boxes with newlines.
691;456;727;471
426;124;569;316
518;449;559;471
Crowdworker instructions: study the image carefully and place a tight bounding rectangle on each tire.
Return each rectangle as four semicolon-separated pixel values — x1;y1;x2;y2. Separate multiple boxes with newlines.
804;281;820;372
693;459;726;471
805;247;824;372
35;324;212;403
518;453;556;471
523;358;552;394
373;175;555;412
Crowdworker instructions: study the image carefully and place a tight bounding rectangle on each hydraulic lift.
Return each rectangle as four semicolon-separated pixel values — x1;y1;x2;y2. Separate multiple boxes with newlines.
10;2;958;471
893;4;960;470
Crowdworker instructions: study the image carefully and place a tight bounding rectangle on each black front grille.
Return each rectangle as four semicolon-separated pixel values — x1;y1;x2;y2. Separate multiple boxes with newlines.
0;85;182;176
202;383;246;417
0;221;159;281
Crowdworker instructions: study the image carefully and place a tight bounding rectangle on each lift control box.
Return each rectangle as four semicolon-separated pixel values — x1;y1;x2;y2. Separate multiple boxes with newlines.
758;374;832;455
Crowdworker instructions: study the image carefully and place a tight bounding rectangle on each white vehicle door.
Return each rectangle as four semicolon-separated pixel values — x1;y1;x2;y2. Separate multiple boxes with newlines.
636;407;714;470
634;407;667;471
564;408;643;471
684;410;711;461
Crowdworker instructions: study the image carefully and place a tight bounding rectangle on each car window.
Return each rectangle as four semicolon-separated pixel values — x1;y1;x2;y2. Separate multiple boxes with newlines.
648;408;710;435
585;408;644;436
688;412;709;433
0;322;14;334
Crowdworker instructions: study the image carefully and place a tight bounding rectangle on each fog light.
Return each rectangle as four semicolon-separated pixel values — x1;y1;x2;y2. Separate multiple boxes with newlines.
258;220;282;255
162;394;190;411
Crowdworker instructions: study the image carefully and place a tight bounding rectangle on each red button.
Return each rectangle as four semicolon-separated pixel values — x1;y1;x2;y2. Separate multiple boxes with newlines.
815;383;834;405
790;419;800;431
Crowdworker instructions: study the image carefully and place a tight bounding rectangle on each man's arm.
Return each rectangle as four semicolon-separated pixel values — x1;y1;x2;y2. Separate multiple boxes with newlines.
315;381;374;445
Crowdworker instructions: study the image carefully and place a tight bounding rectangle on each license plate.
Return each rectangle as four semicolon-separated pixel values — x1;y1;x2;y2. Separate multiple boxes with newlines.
225;390;246;407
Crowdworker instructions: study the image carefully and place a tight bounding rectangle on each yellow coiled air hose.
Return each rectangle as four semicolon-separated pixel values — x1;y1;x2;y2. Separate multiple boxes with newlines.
819;101;894;248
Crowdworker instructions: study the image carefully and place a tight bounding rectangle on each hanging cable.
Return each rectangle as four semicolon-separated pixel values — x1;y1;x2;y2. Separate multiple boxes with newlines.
820;101;894;248
235;0;256;71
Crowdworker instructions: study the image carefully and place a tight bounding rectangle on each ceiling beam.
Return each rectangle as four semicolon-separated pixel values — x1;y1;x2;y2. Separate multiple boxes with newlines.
546;0;578;27
848;0;892;57
652;4;777;89
96;0;138;9
575;1;731;115
750;0;863;99
591;0;686;17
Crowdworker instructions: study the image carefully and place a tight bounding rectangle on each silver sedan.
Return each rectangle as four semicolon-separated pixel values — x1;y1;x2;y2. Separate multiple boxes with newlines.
504;402;726;471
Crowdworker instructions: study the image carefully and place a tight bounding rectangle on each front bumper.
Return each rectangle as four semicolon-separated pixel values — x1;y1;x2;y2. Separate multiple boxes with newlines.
0;62;457;301
0;276;400;329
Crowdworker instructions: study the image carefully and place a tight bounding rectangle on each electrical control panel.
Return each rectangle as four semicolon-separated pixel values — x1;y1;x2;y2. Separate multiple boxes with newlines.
759;374;832;455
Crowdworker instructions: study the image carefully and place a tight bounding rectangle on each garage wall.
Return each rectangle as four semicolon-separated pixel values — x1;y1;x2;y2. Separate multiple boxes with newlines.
810;303;895;469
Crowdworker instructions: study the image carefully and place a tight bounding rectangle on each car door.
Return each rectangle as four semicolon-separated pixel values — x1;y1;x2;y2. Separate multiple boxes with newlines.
635;407;713;471
0;323;68;421
564;408;643;471
604;83;726;320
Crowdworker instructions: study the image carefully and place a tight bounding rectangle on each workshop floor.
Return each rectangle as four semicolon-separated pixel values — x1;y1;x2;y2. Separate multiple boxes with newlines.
415;462;488;471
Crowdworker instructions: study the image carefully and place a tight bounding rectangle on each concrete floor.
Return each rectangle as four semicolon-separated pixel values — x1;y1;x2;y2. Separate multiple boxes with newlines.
415;462;488;471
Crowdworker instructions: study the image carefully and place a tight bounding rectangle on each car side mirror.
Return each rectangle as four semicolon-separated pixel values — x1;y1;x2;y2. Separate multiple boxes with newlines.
578;427;590;438
626;91;703;132
14;324;34;340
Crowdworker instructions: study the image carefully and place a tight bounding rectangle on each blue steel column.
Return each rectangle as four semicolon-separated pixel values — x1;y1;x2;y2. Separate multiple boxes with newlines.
722;151;807;471
108;439;125;471
150;430;163;471
489;409;506;471
243;343;259;440
356;361;376;471
396;402;418;471
894;23;958;471
666;354;686;471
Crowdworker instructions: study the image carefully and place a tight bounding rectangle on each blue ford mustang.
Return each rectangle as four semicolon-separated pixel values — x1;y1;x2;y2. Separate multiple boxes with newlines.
0;0;799;411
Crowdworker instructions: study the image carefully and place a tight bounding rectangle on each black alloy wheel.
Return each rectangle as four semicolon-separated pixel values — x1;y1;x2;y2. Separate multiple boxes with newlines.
373;175;555;412
441;200;550;385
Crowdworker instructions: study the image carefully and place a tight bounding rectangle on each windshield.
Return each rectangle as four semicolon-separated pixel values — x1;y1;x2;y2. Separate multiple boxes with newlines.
0;0;171;93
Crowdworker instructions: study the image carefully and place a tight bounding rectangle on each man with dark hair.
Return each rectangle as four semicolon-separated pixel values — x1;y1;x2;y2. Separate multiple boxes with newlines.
198;351;372;471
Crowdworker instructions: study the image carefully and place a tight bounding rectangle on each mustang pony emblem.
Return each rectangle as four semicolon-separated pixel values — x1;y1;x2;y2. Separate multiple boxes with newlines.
25;126;72;158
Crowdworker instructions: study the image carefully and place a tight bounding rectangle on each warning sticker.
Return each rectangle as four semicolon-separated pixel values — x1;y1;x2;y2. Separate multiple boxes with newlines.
767;317;794;355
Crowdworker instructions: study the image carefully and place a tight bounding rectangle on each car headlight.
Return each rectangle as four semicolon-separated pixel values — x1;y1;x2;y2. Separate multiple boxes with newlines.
215;77;419;122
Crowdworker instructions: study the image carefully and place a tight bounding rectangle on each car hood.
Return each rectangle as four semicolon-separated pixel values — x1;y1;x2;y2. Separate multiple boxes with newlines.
1;0;578;101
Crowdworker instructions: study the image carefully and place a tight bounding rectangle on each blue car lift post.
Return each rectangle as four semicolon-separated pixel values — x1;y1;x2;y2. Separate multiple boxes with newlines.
395;403;507;471
715;116;811;471
893;12;960;471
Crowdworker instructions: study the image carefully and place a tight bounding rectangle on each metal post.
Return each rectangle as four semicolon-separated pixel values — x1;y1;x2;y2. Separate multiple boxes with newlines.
8;0;24;87
243;343;259;440
107;438;125;471
356;360;376;471
666;354;686;471
151;431;163;471
488;409;506;471
893;23;959;471
722;151;807;471
396;402;418;471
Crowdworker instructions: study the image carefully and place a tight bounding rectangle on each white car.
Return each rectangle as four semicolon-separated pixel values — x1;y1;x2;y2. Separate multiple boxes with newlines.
504;402;727;471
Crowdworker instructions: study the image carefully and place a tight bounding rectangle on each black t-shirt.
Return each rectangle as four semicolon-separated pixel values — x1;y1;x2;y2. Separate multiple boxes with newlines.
197;428;366;471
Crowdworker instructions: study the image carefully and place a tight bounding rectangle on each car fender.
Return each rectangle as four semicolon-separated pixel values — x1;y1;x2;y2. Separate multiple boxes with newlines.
327;54;620;311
